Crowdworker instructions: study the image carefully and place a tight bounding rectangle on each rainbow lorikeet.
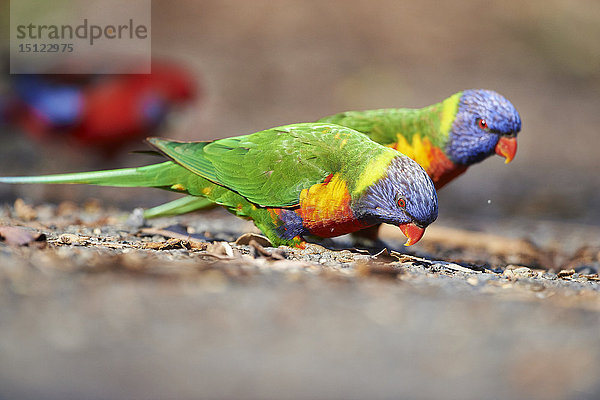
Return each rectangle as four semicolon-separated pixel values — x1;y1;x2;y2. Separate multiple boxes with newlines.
0;123;438;248
318;89;521;189
4;61;197;156
143;89;521;231
318;89;521;241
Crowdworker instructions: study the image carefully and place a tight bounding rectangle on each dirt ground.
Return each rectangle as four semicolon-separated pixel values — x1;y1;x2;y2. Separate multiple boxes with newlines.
1;200;599;400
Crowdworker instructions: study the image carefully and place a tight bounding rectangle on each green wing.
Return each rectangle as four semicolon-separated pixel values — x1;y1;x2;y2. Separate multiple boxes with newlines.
148;123;386;207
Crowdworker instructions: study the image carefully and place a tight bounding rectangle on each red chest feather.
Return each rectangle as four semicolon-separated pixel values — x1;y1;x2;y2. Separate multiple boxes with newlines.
426;146;468;190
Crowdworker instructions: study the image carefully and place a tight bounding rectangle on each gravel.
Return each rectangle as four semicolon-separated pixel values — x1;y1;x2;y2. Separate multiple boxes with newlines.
1;201;599;400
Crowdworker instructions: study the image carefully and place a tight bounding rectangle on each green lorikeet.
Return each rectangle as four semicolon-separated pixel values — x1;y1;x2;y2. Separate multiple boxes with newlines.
0;123;438;248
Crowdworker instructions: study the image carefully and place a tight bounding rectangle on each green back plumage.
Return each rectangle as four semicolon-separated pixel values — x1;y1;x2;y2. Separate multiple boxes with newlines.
317;92;462;149
149;123;394;207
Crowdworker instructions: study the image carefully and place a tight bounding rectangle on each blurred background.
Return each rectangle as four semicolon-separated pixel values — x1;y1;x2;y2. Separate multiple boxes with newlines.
2;3;600;400
1;0;599;229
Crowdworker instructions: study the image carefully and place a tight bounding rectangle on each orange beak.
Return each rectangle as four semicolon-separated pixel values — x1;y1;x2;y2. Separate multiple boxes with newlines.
399;223;425;246
495;136;517;164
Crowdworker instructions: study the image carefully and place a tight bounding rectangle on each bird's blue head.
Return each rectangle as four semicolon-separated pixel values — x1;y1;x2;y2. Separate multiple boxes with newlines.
445;89;521;166
355;155;438;245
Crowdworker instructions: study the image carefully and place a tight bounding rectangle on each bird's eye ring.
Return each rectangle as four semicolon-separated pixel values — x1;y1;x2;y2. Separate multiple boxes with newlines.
477;118;489;131
397;197;406;208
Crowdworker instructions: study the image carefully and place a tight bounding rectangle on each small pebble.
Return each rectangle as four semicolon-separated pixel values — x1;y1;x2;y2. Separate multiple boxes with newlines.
126;208;146;229
59;234;89;245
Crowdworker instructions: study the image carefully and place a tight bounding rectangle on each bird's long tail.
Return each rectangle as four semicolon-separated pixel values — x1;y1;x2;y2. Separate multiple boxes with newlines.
0;161;191;190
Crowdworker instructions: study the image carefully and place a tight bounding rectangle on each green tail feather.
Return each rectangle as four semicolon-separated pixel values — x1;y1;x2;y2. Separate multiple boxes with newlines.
0;161;188;189
0;160;238;220
143;196;215;219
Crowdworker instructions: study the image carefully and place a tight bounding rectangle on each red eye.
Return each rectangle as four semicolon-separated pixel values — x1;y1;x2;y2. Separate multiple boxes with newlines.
478;119;488;130
397;198;406;208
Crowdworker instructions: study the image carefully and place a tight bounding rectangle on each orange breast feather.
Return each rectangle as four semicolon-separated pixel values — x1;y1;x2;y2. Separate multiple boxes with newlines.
295;174;366;237
390;134;466;190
